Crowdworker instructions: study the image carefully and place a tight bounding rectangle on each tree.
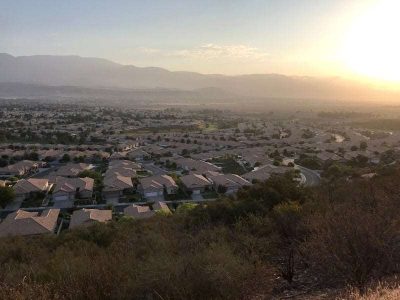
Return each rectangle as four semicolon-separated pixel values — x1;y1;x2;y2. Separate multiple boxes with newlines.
79;170;103;191
272;201;304;283
273;160;281;166
360;141;368;151
26;152;39;161
217;185;228;194
44;156;55;162
0;158;8;167
323;163;352;179
60;153;71;163
181;149;189;157
0;186;15;208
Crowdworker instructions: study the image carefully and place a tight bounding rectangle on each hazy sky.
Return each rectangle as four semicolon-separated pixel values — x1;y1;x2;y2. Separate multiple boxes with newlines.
1;0;398;81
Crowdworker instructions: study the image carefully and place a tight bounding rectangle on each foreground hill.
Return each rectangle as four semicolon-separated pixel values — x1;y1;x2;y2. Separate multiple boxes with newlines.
1;171;400;299
1;53;399;102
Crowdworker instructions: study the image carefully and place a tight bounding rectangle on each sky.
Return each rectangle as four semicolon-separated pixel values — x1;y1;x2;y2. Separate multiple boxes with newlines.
1;0;399;83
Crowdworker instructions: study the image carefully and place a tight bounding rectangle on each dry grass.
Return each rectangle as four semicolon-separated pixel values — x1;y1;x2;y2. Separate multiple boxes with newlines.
343;280;400;300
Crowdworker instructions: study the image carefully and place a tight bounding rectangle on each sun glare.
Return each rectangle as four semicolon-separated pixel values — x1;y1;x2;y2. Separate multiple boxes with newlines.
341;0;400;82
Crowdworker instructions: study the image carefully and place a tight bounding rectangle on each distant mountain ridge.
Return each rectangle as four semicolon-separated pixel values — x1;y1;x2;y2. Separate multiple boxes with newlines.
0;53;398;102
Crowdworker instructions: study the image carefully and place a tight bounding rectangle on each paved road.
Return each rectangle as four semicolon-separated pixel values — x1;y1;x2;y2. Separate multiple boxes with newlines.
297;165;321;187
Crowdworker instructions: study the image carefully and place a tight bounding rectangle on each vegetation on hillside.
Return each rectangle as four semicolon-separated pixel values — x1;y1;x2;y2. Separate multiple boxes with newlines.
2;169;400;298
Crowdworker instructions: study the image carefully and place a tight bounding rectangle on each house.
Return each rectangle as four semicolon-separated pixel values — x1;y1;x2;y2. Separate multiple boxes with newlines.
55;163;90;177
242;164;291;183
206;173;251;194
69;208;112;229
139;175;178;199
38;149;63;161
116;143;135;152
102;175;133;203
52;177;94;207
174;158;221;173
109;151;127;160
13;178;50;201
152;201;171;214
316;151;342;162
127;148;149;161
0;209;60;237
0;160;38;177
124;204;155;219
109;160;141;170
180;174;212;194
105;166;136;178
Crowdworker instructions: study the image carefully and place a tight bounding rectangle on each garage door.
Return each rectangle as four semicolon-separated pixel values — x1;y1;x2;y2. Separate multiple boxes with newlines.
145;192;159;198
54;195;68;201
192;189;201;195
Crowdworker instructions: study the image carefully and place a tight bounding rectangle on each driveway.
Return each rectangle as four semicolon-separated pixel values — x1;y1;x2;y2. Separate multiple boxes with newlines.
145;195;165;202
191;193;203;201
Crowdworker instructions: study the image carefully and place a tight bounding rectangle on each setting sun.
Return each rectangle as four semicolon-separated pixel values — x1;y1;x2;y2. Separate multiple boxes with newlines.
341;0;400;82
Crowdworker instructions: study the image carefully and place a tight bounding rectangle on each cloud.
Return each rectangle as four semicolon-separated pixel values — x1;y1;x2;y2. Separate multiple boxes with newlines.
170;44;269;61
136;47;162;54
135;44;269;62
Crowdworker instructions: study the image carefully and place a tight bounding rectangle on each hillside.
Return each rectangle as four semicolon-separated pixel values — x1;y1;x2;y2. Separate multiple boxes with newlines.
1;170;400;299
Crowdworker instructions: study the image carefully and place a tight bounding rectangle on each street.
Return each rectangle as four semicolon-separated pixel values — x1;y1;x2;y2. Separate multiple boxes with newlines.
297;165;321;187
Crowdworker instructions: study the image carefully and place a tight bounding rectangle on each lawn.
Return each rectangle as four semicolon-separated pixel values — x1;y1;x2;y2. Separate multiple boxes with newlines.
201;123;219;132
136;170;152;177
202;191;219;199
123;193;143;202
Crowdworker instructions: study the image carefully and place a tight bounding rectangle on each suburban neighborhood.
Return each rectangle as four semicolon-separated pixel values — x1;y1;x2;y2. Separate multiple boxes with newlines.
0;102;399;237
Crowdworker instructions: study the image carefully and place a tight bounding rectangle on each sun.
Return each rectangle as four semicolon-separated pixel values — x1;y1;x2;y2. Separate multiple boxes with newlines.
341;0;400;82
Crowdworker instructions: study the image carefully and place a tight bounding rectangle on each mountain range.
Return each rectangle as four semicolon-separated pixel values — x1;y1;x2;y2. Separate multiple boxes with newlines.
0;53;398;102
